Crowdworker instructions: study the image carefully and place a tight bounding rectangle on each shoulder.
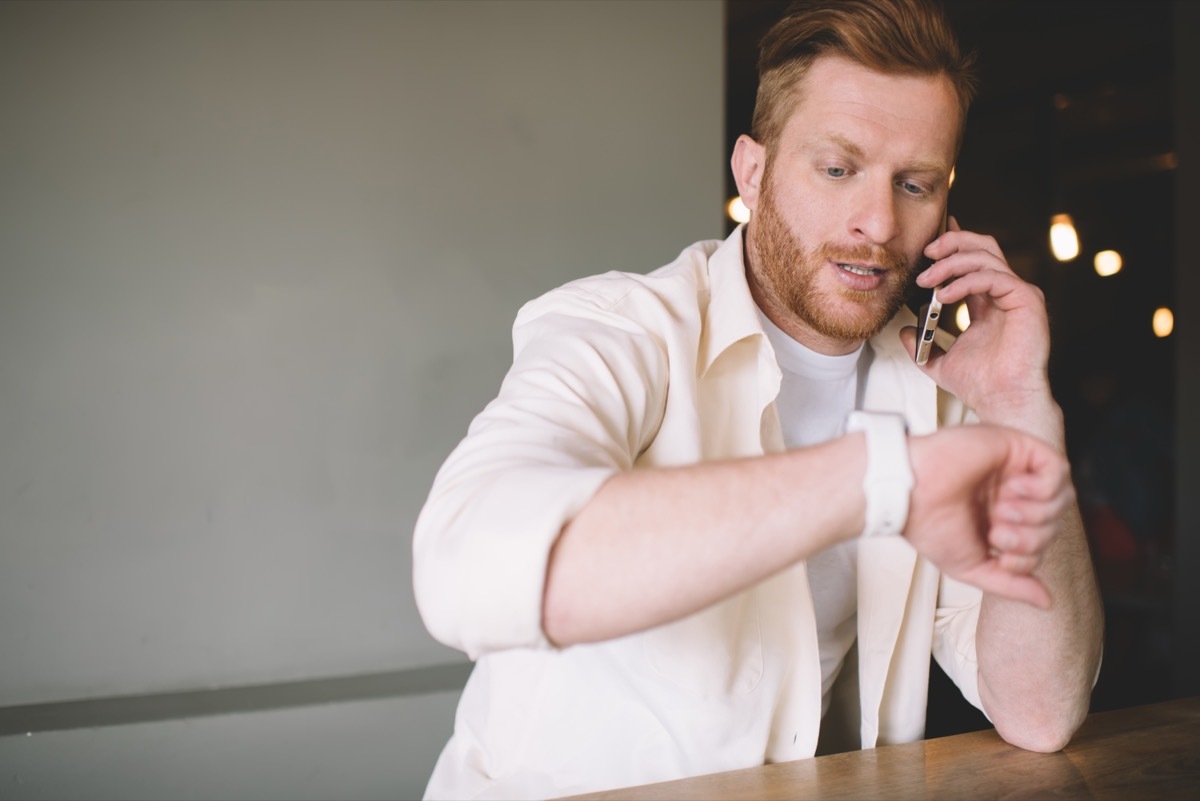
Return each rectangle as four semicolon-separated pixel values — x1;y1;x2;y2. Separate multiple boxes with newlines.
512;238;722;338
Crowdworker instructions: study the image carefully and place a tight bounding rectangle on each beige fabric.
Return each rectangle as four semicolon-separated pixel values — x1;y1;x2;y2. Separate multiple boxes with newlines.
413;227;984;800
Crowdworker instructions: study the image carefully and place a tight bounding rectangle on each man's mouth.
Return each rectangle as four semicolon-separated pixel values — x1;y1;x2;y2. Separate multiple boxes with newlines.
837;262;882;276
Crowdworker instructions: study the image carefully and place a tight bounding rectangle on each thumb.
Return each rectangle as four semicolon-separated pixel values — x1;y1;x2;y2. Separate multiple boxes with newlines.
898;325;943;373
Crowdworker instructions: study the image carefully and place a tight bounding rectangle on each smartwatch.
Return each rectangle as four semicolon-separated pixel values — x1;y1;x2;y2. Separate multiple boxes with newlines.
845;411;913;538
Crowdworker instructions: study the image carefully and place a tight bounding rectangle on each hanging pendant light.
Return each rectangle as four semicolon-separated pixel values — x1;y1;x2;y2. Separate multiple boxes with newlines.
1049;213;1080;262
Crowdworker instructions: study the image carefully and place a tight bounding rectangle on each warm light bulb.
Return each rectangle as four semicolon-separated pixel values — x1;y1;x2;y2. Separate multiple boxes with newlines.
1094;250;1122;277
1153;307;1174;338
949;166;956;188
955;302;970;332
726;196;751;224
1050;213;1079;261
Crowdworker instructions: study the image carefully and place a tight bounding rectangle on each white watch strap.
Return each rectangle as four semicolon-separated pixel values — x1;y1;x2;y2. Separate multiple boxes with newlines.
845;411;913;538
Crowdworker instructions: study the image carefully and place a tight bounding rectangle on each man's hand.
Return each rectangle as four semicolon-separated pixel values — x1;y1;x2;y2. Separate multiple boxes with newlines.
900;217;1053;427
899;219;1101;752
903;424;1075;609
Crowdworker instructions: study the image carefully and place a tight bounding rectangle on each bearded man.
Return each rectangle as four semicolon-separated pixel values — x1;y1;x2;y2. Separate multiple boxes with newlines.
412;1;1103;798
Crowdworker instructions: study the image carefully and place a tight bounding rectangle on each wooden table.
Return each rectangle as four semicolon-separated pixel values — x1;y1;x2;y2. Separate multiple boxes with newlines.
565;696;1200;800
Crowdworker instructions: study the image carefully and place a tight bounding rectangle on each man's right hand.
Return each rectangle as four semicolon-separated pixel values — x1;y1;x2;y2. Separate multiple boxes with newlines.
903;424;1075;609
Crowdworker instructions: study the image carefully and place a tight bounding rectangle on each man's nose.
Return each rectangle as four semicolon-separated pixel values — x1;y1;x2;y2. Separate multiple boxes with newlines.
848;182;900;245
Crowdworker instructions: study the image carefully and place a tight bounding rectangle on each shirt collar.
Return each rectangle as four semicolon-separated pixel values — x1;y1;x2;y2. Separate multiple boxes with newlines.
698;224;767;377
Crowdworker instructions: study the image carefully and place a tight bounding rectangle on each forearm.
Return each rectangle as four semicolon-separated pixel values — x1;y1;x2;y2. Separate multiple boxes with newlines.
542;437;867;647
977;504;1103;751
975;396;1104;751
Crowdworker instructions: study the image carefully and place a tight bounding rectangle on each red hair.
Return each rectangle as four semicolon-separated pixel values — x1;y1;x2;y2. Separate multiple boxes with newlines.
752;0;978;150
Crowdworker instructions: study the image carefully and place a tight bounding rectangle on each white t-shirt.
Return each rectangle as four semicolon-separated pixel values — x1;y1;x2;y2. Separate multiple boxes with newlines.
755;307;863;717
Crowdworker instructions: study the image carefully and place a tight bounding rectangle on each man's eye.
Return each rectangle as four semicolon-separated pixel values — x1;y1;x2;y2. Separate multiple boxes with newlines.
825;167;848;178
899;181;926;196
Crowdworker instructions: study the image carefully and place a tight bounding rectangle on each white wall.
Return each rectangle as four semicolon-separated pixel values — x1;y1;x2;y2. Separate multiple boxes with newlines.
0;0;722;795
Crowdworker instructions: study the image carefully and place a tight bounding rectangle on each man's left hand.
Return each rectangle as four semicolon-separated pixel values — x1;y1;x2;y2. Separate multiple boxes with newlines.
900;216;1054;427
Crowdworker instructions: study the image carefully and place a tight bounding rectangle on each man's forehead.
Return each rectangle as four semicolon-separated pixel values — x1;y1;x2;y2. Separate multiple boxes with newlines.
773;64;960;168
784;57;959;127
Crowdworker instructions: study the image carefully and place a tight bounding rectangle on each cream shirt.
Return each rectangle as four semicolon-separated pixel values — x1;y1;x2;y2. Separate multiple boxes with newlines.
413;227;984;800
756;309;864;718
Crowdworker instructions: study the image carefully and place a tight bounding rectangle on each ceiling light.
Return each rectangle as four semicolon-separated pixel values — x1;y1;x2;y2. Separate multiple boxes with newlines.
1050;214;1080;262
1153;307;1174;338
726;196;750;224
1094;250;1122;277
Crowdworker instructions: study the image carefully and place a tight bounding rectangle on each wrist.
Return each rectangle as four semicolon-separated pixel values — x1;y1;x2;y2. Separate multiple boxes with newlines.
975;391;1066;450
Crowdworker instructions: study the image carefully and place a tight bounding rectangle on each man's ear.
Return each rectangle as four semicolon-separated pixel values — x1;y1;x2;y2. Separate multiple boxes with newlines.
731;135;767;211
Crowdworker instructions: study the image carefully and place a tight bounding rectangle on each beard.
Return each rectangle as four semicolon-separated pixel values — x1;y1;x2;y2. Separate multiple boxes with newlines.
749;177;916;343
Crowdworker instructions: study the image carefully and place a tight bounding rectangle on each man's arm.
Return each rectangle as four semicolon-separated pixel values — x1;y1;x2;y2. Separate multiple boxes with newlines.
542;436;864;646
975;402;1102;753
903;218;1105;753
545;424;1075;649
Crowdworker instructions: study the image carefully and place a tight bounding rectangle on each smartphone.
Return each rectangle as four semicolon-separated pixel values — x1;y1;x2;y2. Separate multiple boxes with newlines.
913;208;949;365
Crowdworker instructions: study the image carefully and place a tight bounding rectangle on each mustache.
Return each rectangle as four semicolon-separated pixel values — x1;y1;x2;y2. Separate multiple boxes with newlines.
813;242;910;272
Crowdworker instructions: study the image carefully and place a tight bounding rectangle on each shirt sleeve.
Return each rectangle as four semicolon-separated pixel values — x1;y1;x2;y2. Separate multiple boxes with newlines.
412;287;670;659
932;574;990;718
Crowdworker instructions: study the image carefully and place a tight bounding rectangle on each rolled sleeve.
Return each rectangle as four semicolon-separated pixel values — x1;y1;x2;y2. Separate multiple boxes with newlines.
413;290;669;659
932;573;990;718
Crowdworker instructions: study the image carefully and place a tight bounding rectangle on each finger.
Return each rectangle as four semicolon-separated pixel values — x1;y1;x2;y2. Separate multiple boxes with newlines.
923;226;1006;265
998;550;1042;575
996;489;1074;544
929;266;1038;309
995;492;1070;527
1002;454;1075;506
989;526;1058;564
917;242;1020;284
897;325;948;370
989;519;1048;553
915;252;1016;292
961;563;1052;609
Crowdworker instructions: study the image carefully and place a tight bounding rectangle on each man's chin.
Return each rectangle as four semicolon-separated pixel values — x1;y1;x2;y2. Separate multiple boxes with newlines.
802;295;897;342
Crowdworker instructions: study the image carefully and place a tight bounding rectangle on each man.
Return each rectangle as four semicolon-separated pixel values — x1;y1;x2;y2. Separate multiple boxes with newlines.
412;1;1104;798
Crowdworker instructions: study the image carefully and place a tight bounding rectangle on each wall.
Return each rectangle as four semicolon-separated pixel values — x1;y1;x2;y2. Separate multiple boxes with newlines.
0;1;723;797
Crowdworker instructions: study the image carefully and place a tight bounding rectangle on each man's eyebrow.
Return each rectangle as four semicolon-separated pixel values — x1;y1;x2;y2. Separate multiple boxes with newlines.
805;133;865;159
905;159;951;174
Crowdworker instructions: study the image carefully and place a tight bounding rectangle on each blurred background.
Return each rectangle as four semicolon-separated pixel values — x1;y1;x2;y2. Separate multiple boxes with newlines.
1;1;1196;798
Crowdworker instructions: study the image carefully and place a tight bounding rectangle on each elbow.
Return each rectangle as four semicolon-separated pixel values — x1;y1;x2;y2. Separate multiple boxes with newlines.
994;707;1086;753
540;571;584;649
413;572;464;653
996;726;1074;754
540;605;570;650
